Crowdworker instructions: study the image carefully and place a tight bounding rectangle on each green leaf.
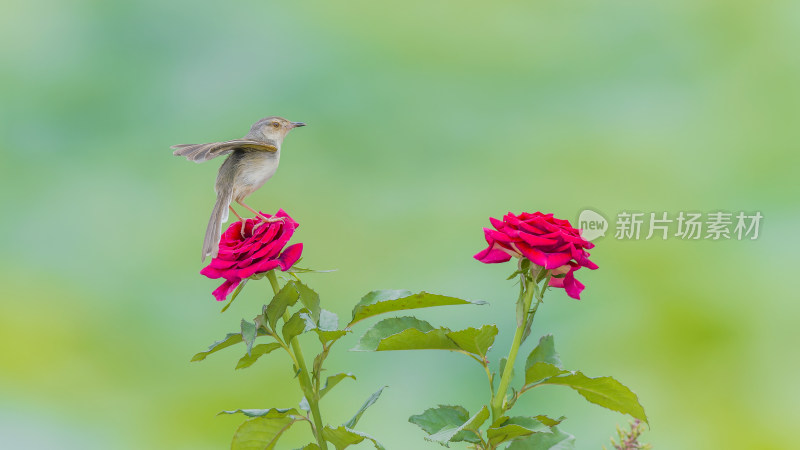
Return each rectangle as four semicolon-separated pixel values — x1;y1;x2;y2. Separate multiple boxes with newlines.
302;309;348;344
220;407;301;418
323;426;385;450
376;327;459;352
516;293;526;327
282;311;307;344
221;279;248;313
521;309;536;344
505;426;576;449
540;372;648;423
446;325;498;358
525;335;563;371
315;329;348;344
487;417;550;446
524;362;569;386
499;357;514;382
320;372;356;398
488;424;536;446
231;416;297;450
236;343;282;369
191;333;242;362
296;281;321;322
409;405;470;436
293;444;321;450
352;316;434;351
428;405;489;444
534;415;566;427
349;290;487;326
266;281;299;330
371;323;497;359
241;319;257;356
318;309;338;330
344;386;386;429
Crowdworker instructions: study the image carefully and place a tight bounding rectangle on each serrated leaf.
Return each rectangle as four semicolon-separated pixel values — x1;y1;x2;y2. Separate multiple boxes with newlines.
282;311;307;344
344;386;386;429
488;424;537;446
524;362;569;386
231;416;297;450
349;290;487;326
488;416;551;446
376;327;459;352
409;405;470;435
241;319;257;356
409;405;484;445
266;281;300;330
428;405;489;444
534;415;566;427
293;444;320;450
541;372;648;423
296;282;321;322
191;333;242;362
314;329;347;344
352;316;434;351
506;416;552;432
446;325;498;358
221;279;248;313
302;309;348;344
220;407;302;418
320;372;356;398
318;309;338;330
323;426;385;450
505;426;576;449
236;343;282;369
373;324;497;359
525;335;562;371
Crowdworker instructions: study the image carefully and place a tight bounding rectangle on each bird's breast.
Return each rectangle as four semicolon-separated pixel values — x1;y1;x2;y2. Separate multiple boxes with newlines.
233;151;280;199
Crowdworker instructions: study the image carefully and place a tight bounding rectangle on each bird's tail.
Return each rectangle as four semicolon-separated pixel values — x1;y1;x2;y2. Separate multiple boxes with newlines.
202;190;232;262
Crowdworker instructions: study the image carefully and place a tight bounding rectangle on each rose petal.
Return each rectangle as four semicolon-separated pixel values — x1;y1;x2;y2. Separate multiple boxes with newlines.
278;243;303;270
474;244;514;263
211;278;240;301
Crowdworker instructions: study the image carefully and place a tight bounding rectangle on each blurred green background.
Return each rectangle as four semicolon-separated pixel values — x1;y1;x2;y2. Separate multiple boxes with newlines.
1;0;798;448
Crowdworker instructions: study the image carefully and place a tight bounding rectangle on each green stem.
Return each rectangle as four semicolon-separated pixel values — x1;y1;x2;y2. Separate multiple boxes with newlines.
266;271;329;450
490;275;536;421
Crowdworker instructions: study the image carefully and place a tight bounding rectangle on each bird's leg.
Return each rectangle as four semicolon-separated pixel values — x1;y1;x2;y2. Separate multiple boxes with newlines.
236;199;284;223
229;206;247;237
228;205;244;222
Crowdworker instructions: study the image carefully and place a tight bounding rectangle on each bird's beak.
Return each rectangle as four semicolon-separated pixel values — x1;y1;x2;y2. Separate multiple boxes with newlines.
290;122;307;128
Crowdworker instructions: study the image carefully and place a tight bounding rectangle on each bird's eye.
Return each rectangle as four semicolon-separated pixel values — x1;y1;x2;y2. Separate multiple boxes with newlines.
271;122;280;128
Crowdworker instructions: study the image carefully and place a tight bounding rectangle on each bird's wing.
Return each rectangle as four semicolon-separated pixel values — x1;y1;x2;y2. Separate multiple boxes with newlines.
171;139;278;163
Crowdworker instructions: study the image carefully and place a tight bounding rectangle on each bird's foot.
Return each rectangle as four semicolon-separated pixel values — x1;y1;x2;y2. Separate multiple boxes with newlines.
256;213;285;223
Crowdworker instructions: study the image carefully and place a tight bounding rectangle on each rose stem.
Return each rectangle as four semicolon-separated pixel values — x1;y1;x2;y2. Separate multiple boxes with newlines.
266;270;329;450
490;267;538;422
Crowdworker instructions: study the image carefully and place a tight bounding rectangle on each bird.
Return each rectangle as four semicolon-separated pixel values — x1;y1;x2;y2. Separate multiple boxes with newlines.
172;116;306;261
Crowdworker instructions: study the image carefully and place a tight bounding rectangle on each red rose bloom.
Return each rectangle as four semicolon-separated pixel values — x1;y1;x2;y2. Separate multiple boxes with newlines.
200;209;302;301
474;212;598;299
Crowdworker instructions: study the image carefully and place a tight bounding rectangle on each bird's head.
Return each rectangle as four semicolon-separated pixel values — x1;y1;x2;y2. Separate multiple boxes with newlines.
246;116;306;145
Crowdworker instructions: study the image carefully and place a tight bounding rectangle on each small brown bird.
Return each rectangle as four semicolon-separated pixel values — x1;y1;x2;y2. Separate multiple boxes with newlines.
172;116;306;261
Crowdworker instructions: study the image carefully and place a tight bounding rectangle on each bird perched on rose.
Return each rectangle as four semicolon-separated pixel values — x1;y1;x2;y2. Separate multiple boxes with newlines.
172;116;305;261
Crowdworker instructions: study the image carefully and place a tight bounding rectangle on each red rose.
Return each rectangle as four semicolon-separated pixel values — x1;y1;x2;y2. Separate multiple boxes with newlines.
474;212;597;299
200;209;303;301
